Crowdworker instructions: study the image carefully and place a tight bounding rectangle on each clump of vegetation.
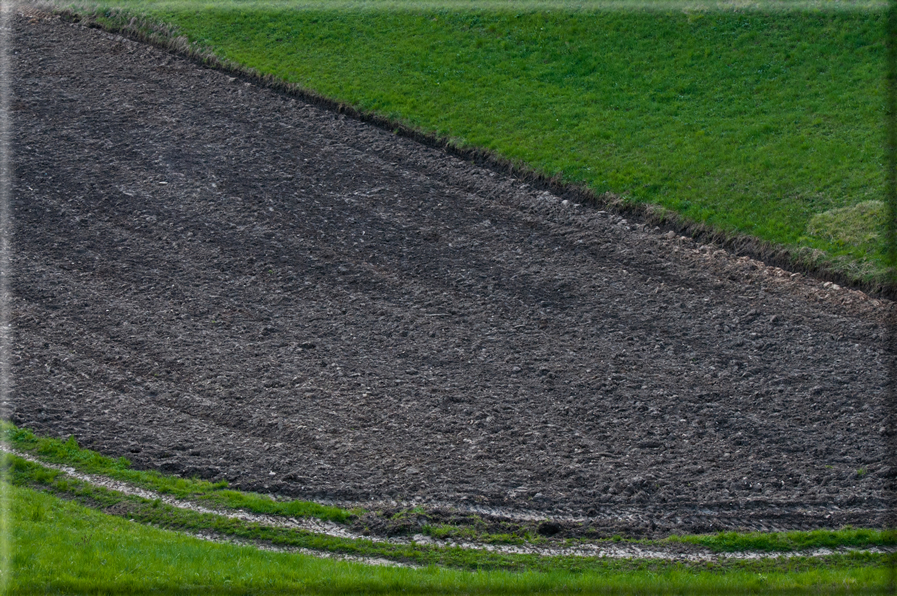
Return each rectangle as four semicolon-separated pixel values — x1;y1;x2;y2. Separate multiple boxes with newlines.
806;200;885;253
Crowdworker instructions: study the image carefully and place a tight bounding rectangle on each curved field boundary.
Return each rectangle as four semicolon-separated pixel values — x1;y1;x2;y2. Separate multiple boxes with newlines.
31;1;896;298
8;448;893;565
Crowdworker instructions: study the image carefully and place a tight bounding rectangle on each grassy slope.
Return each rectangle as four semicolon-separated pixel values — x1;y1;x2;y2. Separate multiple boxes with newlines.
82;0;886;281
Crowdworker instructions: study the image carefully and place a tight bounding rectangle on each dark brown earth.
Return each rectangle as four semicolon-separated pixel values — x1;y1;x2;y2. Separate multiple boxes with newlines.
9;10;893;536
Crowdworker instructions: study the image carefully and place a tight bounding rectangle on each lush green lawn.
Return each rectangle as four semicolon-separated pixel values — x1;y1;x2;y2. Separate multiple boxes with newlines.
75;0;889;282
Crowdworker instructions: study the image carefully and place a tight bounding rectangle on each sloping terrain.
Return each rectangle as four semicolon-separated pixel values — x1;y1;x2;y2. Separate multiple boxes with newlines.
9;10;892;536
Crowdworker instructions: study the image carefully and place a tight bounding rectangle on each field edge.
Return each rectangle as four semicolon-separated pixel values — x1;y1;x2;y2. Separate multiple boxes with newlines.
30;0;897;300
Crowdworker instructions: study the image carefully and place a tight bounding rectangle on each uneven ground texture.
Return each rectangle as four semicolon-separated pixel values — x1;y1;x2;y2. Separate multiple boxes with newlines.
9;11;893;536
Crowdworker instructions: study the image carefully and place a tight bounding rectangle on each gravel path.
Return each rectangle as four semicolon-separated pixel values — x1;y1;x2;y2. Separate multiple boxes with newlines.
9;9;893;536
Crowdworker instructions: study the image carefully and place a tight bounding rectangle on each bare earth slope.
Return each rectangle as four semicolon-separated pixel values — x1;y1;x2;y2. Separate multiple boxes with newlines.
10;12;892;535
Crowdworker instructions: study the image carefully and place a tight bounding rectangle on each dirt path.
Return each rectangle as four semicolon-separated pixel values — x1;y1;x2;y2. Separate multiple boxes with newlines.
9;10;892;536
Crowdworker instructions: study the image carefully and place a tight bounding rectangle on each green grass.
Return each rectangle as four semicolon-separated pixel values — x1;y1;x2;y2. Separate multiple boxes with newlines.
1;421;355;523
5;420;893;557
7;479;892;594
806;200;886;255
58;0;889;286
669;529;897;553
3;423;894;591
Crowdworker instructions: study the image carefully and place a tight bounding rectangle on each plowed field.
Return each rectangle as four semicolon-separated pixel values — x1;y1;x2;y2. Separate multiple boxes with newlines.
10;10;892;536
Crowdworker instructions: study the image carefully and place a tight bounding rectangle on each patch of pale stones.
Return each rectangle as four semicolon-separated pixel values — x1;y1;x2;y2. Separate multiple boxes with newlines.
176;529;414;568
7;448;893;565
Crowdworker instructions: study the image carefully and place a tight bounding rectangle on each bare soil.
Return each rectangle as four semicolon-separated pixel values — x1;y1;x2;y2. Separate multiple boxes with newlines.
9;11;893;537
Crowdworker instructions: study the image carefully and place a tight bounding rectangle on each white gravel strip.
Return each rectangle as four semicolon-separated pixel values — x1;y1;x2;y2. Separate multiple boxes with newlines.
5;447;893;563
173;528;415;568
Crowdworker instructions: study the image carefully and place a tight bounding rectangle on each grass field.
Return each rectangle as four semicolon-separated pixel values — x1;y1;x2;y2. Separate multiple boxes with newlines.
66;0;890;285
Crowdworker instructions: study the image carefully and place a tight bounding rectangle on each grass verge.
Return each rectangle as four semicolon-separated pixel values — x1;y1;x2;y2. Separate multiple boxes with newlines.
6;455;892;594
43;0;892;292
4;421;895;556
669;530;897;554
1;421;355;523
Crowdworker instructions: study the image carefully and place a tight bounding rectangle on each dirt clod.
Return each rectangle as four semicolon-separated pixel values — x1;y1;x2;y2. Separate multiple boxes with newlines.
537;521;563;537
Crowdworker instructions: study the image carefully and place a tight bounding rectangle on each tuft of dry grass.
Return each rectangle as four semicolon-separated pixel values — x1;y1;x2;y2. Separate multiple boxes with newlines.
806;200;885;253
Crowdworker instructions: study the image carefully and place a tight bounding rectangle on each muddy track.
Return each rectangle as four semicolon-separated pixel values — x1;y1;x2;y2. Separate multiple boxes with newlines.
9;10;893;537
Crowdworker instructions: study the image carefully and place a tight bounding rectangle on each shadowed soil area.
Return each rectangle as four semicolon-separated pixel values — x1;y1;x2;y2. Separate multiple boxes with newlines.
9;10;892;537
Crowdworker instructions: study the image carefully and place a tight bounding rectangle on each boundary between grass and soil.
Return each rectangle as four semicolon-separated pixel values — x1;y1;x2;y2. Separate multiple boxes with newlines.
23;0;897;299
4;422;894;571
10;473;892;594
8;446;895;565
